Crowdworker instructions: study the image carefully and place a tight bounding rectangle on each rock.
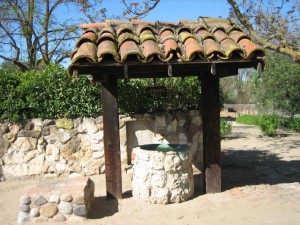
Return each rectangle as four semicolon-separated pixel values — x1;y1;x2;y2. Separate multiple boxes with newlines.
32;119;43;131
56;119;73;130
88;132;103;144
27;154;45;175
23;151;36;163
91;143;104;152
43;119;55;127
33;195;48;206
24;122;34;130
40;203;58;218
9;124;20;134
68;215;87;222
0;124;9;134
56;129;77;144
17;211;30;225
14;137;37;152
3;132;16;143
55;163;66;173
73;205;87;217
69;173;82;178
58;201;72;214
42;163;50;173
73;195;85;205
61;137;80;161
92;151;104;159
41;127;50;136
74;118;82;131
0;137;9;157
6;164;28;176
18;130;40;138
60;194;73;202
82;118;98;134
49;195;60;204
19;204;30;212
30;207;40;217
53;213;66;222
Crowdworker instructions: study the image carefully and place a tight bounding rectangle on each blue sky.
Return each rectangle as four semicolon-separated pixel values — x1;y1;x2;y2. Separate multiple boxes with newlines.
100;0;231;22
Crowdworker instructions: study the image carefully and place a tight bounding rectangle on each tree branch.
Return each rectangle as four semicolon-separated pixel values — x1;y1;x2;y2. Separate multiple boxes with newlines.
228;0;300;62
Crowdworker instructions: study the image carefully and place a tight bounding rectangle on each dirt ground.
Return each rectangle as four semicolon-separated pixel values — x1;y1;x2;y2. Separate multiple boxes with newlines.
1;122;300;225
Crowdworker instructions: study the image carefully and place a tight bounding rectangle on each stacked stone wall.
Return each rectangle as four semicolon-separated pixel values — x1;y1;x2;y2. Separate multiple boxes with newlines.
0;110;203;180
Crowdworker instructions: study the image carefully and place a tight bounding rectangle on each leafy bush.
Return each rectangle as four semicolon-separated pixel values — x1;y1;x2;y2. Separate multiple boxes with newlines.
118;77;202;115
259;114;280;137
289;117;300;132
0;64;102;121
1;65;206;121
220;119;232;137
236;115;260;125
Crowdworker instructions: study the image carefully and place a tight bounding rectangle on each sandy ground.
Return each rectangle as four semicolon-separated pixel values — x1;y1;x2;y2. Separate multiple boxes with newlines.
1;122;300;225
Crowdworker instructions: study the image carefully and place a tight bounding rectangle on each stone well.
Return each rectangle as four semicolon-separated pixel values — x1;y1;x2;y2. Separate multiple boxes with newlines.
17;177;94;225
131;144;194;204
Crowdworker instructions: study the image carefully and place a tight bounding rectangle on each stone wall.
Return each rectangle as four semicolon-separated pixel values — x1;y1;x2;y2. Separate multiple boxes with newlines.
0;110;203;180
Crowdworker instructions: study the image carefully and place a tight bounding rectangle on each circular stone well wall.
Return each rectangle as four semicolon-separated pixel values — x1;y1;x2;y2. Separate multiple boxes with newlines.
131;144;194;204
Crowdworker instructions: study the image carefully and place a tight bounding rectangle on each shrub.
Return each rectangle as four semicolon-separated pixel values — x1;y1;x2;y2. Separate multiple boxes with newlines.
290;117;300;132
220;119;232;137
0;64;102;121
236;115;260;125
259;114;280;137
118;77;202;115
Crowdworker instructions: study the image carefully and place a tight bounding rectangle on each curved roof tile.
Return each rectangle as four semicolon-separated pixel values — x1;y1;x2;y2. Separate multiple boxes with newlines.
70;18;265;65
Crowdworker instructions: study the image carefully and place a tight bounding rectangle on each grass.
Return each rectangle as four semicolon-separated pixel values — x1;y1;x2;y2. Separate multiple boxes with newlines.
236;115;260;125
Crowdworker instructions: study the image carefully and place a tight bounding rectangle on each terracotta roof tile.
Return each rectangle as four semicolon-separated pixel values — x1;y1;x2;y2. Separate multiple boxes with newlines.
70;18;265;66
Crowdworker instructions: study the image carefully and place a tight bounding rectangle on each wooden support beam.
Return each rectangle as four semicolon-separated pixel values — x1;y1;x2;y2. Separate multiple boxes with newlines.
201;73;221;193
101;76;123;199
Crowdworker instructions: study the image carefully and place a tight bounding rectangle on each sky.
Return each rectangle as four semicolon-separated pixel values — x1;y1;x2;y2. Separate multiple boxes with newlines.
99;0;231;22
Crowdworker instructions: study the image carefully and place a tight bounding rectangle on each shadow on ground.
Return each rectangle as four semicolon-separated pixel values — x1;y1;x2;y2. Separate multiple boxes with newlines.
89;196;119;219
221;149;300;191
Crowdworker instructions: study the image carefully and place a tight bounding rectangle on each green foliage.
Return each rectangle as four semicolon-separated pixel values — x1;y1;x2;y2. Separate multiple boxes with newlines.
259;114;280;137
1;65;205;121
220;119;232;137
255;53;300;115
290;118;300;132
118;77;202;115
236;115;260;125
0;64;102;121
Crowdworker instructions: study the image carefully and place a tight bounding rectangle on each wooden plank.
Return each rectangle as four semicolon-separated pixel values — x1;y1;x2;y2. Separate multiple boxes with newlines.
101;76;123;199
201;73;221;193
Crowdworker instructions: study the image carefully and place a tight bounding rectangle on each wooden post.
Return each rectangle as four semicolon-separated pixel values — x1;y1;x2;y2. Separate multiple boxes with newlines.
101;76;122;199
201;73;221;193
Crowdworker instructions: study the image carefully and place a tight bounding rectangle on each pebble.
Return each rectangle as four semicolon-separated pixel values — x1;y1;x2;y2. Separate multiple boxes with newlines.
60;194;73;202
40;203;58;218
49;195;60;204
53;213;66;222
58;201;73;214
20;195;31;205
30;208;40;217
73;195;85;205
73;205;87;217
33;195;47;206
19;204;30;212
17;212;30;225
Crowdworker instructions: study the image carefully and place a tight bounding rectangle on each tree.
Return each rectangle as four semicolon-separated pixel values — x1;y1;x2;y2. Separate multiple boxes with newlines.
254;53;300;116
0;0;159;71
228;0;300;62
221;68;255;104
0;0;82;71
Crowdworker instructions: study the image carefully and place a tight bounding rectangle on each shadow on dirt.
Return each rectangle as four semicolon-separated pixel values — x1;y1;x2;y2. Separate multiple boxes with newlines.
89;196;119;219
221;149;300;191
